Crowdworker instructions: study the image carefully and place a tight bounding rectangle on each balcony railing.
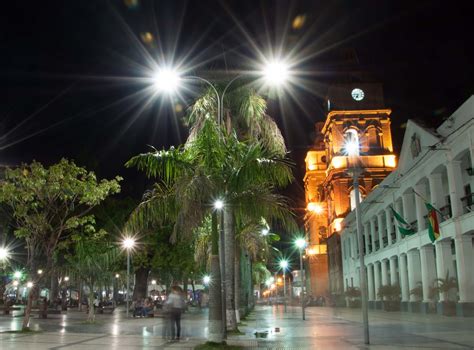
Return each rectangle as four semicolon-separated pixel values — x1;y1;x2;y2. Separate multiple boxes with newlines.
439;204;452;221
461;193;474;214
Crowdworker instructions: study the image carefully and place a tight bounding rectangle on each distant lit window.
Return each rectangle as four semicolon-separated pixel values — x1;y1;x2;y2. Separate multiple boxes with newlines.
344;129;359;156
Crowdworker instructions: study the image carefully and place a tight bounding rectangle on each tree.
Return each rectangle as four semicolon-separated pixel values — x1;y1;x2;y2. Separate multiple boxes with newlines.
0;159;121;329
66;233;119;322
126;87;294;335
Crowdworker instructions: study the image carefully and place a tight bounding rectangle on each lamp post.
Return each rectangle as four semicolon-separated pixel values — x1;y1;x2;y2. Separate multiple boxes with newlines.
279;259;289;312
345;140;370;345
213;199;226;338
295;238;307;320
122;237;135;318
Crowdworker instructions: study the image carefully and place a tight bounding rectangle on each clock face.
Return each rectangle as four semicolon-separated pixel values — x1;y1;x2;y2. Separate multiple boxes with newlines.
351;88;365;101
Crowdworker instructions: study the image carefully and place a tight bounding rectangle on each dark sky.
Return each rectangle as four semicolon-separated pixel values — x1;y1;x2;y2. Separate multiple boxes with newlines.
0;0;473;204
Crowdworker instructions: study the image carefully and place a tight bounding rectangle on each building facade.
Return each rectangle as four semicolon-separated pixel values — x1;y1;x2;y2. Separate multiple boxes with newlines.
341;96;474;316
304;83;396;297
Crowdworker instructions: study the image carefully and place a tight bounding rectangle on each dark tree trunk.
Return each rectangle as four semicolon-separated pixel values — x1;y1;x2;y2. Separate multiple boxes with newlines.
209;212;223;343
132;267;149;301
50;274;59;302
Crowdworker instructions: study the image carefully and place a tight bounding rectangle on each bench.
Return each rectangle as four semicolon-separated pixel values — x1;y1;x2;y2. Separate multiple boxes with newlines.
97;305;115;314
31;308;61;318
0;306;22;315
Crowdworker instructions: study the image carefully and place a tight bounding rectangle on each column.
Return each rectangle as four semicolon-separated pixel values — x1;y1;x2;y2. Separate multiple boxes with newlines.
435;240;455;302
381;259;388;286
420;245;437;302
378;212;385;249
351;232;357;258
428;173;445;210
415;182;427;232
455;235;474;302
402;192;416;227
385;207;394;245
364;222;370;254
374;262;381;300
407;249;422;301
399;254;409;302
446;159;464;218
370;218;377;251
389;256;398;285
367;264;375;300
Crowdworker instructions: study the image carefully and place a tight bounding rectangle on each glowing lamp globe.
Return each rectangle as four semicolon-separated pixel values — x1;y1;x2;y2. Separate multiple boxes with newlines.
153;68;180;93
214;199;224;210
295;238;307;249
263;61;289;86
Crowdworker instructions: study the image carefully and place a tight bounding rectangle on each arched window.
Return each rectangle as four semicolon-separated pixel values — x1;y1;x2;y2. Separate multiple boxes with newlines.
367;127;380;150
344;129;359;156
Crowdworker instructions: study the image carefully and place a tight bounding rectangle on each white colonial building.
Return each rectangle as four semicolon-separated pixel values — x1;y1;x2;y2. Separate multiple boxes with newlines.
341;96;474;316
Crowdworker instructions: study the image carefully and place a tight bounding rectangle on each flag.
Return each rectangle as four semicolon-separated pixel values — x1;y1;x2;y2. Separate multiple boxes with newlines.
390;206;416;236
425;202;440;242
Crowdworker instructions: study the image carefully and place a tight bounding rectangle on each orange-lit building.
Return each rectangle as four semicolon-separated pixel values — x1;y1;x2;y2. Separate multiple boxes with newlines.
304;83;397;298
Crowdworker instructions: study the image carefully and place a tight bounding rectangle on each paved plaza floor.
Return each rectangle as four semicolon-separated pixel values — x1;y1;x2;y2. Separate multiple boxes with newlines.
0;305;473;349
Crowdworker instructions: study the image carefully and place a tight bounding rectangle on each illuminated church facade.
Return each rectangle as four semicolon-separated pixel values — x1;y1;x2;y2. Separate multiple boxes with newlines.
303;83;397;297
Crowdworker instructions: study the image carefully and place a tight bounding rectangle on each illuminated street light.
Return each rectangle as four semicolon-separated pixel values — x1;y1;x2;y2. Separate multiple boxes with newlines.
295;238;307;250
115;274;120;278
64;276;70;282
262;60;290;85
345;139;360;157
14;271;22;279
203;275;211;285
261;228;269;236
26;281;33;288
0;247;10;261
152;68;180;93
151;279;157;285
121;236;136;318
37;269;43;275
214;199;224;210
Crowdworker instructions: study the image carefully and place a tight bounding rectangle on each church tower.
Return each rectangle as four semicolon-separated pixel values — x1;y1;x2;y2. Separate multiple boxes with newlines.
304;83;396;298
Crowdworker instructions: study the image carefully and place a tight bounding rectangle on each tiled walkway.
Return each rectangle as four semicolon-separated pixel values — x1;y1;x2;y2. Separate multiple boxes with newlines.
1;305;473;349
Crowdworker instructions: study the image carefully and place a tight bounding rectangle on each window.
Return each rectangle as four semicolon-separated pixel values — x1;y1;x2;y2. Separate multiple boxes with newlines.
367;127;380;150
344;129;359;156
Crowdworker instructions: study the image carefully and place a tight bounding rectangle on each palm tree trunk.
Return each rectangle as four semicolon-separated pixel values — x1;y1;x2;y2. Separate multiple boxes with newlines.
224;207;237;331
87;282;95;323
234;240;241;324
208;212;223;343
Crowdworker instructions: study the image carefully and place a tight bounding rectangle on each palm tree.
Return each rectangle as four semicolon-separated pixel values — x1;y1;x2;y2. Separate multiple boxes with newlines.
126;87;294;334
67;238;119;323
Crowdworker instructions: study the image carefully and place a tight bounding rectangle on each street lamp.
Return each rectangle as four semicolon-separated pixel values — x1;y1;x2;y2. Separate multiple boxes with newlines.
121;237;136;318
261;228;269;236
203;275;211;286
213;199;226;338
279;259;289;312
295;238;307;320
0;246;10;262
345;139;370;344
262;60;290;86
13;271;22;279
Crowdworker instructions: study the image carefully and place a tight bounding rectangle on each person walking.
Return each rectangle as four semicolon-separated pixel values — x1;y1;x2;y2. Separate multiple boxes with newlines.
165;286;185;340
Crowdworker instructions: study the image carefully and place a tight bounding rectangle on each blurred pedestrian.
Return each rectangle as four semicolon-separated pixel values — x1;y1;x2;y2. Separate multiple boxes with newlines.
165;286;185;340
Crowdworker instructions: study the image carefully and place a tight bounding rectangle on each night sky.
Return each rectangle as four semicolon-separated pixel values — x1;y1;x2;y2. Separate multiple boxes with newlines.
1;0;473;206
